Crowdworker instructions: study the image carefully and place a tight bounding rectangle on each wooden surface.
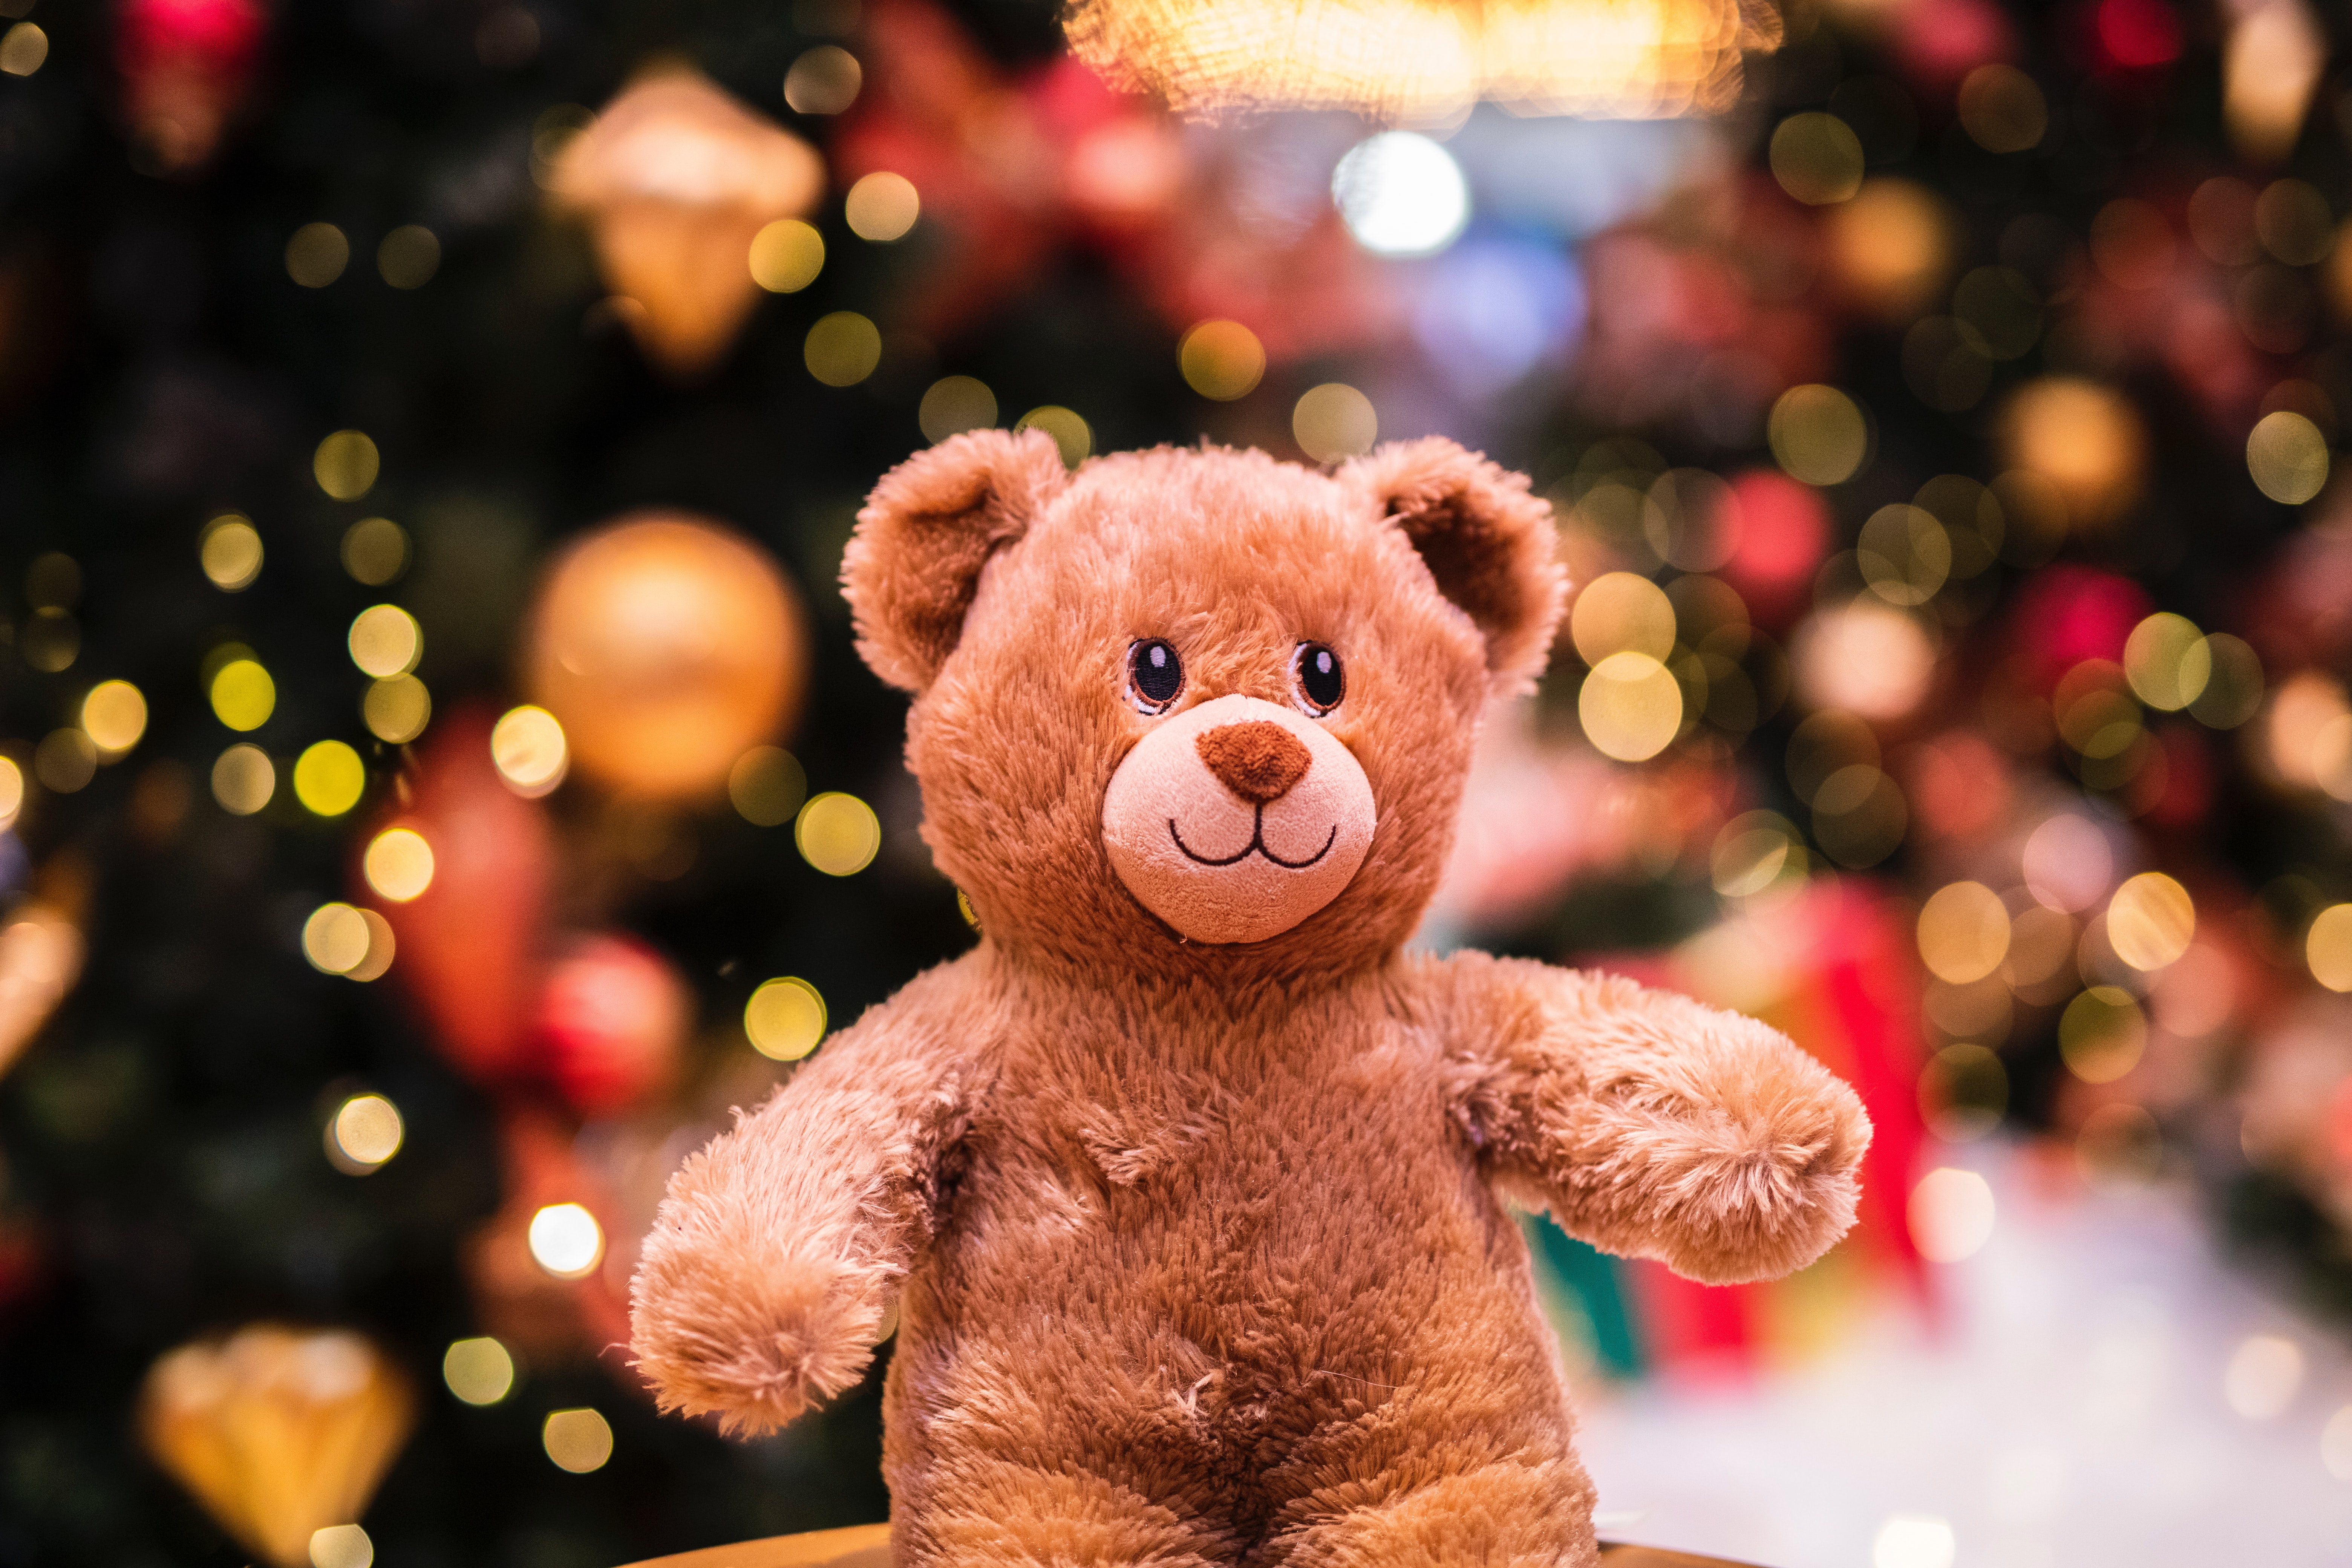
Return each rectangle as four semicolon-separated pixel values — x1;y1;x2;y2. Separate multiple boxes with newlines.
615;1523;1752;1568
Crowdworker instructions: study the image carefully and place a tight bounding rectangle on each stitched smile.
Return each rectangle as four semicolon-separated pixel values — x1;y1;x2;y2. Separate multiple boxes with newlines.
1168;807;1338;870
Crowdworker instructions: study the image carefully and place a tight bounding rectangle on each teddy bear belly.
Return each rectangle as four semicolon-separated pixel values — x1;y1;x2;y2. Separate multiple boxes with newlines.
883;1119;1585;1526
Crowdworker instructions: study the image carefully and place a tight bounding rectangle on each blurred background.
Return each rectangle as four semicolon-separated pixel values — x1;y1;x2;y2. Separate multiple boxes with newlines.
3;0;2352;1564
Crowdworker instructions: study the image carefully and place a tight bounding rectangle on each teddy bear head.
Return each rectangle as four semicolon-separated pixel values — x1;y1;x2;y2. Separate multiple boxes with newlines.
843;432;1564;977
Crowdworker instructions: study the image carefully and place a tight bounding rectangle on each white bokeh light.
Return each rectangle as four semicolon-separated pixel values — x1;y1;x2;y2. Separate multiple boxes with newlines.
528;1202;604;1279
1332;132;1470;258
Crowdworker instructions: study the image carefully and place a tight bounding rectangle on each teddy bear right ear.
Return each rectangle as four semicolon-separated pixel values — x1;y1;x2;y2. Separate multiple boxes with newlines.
842;428;1069;692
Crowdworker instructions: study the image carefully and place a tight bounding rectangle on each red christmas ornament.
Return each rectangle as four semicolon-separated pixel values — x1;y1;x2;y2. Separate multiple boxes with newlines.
115;0;268;173
363;708;554;1084
531;934;690;1116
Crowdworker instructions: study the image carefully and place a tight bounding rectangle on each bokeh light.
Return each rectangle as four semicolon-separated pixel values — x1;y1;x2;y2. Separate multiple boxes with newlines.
286;222;350;288
210;659;276;731
294;741;366;817
796;792;880;876
919;376;998;444
2000;378;2145;529
81;681;148;757
314;430;381;500
303;903;372;975
363;675;432;744
1856;504;1949;607
1579;652;1681;763
1570;572;1675;664
341;518;409;586
2187;633;2263;729
2223;1334;2304;1420
2058;985;2147;1084
211;744;275;815
745;976;827;1061
1766;384;1867;486
2323;1406;2352;1481
1956;64;2045;153
1178;320;1265;401
1826;179;1952;322
377;225;440;289
783;45;861;115
2306;903;2352;991
199;515;263;591
1331;132;1469;258
728;746;806;827
490;706;568;798
1015;406;1092;466
527;1203;603;1279
2123;612;2211;711
34;729;96;795
443;1337;516;1406
805;311;882;386
1769;113;1863;207
1908;1168;1994;1263
542;1408;613;1473
2021;813;2113;913
1292;383;1377;462
309;1524;373;1568
1917;882;2009;985
363;828;436;902
2106;872;2194;971
844;172;919;241
1790;601;1933;720
325;1093;404;1174
0;757;21;832
2246;410;2329;505
348;605;422;678
749;218;824;293
0;21;47;76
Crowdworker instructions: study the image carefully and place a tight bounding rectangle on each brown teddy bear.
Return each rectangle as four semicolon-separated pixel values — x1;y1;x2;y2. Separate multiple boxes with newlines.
630;432;1871;1567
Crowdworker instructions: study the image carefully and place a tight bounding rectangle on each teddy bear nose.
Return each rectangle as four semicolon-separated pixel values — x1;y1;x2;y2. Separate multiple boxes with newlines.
1195;721;1314;803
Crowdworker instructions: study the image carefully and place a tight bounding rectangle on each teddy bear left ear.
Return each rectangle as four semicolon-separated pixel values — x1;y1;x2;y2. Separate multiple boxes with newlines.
842;428;1070;692
1338;437;1568;697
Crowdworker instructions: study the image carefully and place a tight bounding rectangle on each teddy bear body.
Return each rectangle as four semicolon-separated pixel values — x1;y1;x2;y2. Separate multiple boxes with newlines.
632;436;1870;1568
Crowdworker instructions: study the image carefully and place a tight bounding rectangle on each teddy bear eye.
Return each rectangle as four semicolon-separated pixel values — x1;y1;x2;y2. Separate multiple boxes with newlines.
1293;643;1344;714
1127;639;1184;712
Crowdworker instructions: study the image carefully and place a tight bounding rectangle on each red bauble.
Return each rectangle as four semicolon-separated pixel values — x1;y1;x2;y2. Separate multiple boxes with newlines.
531;934;689;1116
364;708;554;1084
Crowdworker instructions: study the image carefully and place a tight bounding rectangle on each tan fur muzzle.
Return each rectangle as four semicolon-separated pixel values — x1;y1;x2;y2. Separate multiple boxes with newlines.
1101;694;1375;944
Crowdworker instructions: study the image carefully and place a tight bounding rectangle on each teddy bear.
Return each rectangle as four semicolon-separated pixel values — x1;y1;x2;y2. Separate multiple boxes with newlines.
629;431;1871;1568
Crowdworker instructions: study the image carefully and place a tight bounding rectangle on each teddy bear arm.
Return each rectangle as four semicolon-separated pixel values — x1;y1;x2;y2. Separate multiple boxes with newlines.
629;961;988;1436
1433;952;1872;1286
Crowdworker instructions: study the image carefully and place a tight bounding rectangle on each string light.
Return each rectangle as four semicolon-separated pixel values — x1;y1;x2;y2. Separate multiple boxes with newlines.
442;1338;516;1406
527;1203;603;1279
363;828;435;902
325;1093;404;1174
542;1407;613;1473
745;976;827;1061
796;793;880;876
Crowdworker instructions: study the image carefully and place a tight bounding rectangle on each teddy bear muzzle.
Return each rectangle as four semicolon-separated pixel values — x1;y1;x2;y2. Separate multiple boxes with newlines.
1101;693;1375;944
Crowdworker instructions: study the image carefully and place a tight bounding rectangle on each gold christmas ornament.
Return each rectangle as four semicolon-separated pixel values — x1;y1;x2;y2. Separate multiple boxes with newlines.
1063;0;1777;122
524;513;808;801
551;67;826;377
138;1325;417;1568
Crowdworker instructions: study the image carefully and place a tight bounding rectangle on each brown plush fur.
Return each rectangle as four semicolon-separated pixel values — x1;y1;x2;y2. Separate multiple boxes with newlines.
631;433;1871;1567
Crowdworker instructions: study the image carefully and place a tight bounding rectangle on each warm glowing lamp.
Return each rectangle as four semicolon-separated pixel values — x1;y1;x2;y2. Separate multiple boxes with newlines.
1063;0;1777;121
551;68;826;377
523;513;808;801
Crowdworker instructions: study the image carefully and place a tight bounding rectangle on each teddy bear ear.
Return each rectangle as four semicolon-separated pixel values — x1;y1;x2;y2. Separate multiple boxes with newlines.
1339;437;1568;696
842;428;1070;692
